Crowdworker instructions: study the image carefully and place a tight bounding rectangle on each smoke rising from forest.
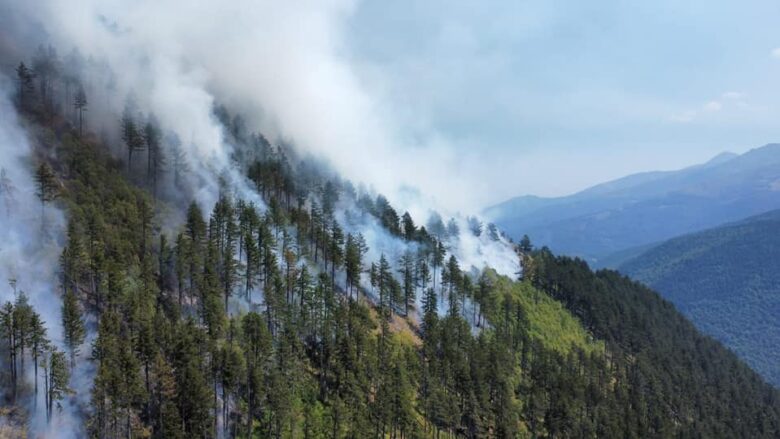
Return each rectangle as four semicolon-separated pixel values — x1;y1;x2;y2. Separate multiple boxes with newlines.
1;0;519;277
0;79;88;438
6;0;490;215
0;8;518;431
0;6;518;435
3;3;780;439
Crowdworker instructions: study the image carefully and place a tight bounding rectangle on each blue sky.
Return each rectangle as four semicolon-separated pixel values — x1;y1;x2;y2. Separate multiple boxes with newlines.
345;0;780;203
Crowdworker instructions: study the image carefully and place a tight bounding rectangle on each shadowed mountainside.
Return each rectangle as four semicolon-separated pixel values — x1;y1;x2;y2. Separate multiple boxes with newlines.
487;146;780;263
618;209;780;386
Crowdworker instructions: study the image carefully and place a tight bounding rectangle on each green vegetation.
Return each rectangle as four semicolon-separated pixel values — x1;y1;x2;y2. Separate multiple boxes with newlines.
530;248;780;437
2;45;780;438
481;270;601;355
619;209;780;386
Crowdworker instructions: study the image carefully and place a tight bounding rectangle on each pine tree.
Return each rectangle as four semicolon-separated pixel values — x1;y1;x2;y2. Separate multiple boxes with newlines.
62;289;86;367
422;287;438;332
1;301;18;402
151;353;183;439
13;292;33;392
45;349;71;423
143;115;160;181
31;45;60;117
344;233;367;299
34;162;58;229
29;312;50;401
221;201;238;313
220;341;246;436
321;180;339;217
61;219;87;296
398;252;415;316
369;262;378;297
186;202;207;241
174;233;188;307
375;195;401;235
475;272;492;327
244;228;260;302
241;312;272;437
143;115;166;196
442;255;461;316
174;319;213;437
329;221;344;293
297;265;313;330
135;312;156;402
432;240;445;292
282;230;297;305
184;201;206;302
74;84;87;137
377;255;393;315
121;104;144;174
15;62;35;109
417;251;431;302
203;228;227;337
401;212;416;241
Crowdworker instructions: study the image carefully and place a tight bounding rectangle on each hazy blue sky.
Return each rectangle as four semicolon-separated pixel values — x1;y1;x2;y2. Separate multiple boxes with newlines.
345;0;780;203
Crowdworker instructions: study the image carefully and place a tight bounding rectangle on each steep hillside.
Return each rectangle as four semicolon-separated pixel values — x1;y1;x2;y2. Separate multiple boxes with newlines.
619;209;780;386
2;64;780;437
2;33;780;438
487;146;780;262
529;249;780;436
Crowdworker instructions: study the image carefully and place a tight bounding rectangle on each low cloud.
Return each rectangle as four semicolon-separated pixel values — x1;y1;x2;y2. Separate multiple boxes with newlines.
703;101;722;112
670;110;697;123
670;92;750;123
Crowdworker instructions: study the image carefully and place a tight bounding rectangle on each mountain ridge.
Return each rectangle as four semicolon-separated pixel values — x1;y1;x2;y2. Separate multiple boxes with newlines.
484;149;740;218
486;143;780;262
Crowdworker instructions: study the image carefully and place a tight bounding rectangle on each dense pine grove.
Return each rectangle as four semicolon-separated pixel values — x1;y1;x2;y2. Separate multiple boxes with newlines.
529;250;780;437
618;209;780;386
1;46;780;438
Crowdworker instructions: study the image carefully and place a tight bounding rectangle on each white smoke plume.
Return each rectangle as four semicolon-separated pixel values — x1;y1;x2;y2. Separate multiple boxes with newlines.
0;77;88;438
6;0;496;213
3;0;519;277
1;0;522;253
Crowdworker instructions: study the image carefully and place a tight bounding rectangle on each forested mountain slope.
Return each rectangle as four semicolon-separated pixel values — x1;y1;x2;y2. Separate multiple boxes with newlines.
618;209;780;387
0;45;779;439
487;146;780;263
528;249;780;437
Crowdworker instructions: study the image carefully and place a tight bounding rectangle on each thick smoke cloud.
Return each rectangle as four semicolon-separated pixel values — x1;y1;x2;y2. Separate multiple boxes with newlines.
8;1;516;232
3;0;521;256
9;0;490;214
3;0;519;278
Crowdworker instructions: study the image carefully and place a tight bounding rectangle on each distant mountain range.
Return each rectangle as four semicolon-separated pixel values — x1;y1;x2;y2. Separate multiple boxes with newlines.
617;209;780;386
485;144;780;264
